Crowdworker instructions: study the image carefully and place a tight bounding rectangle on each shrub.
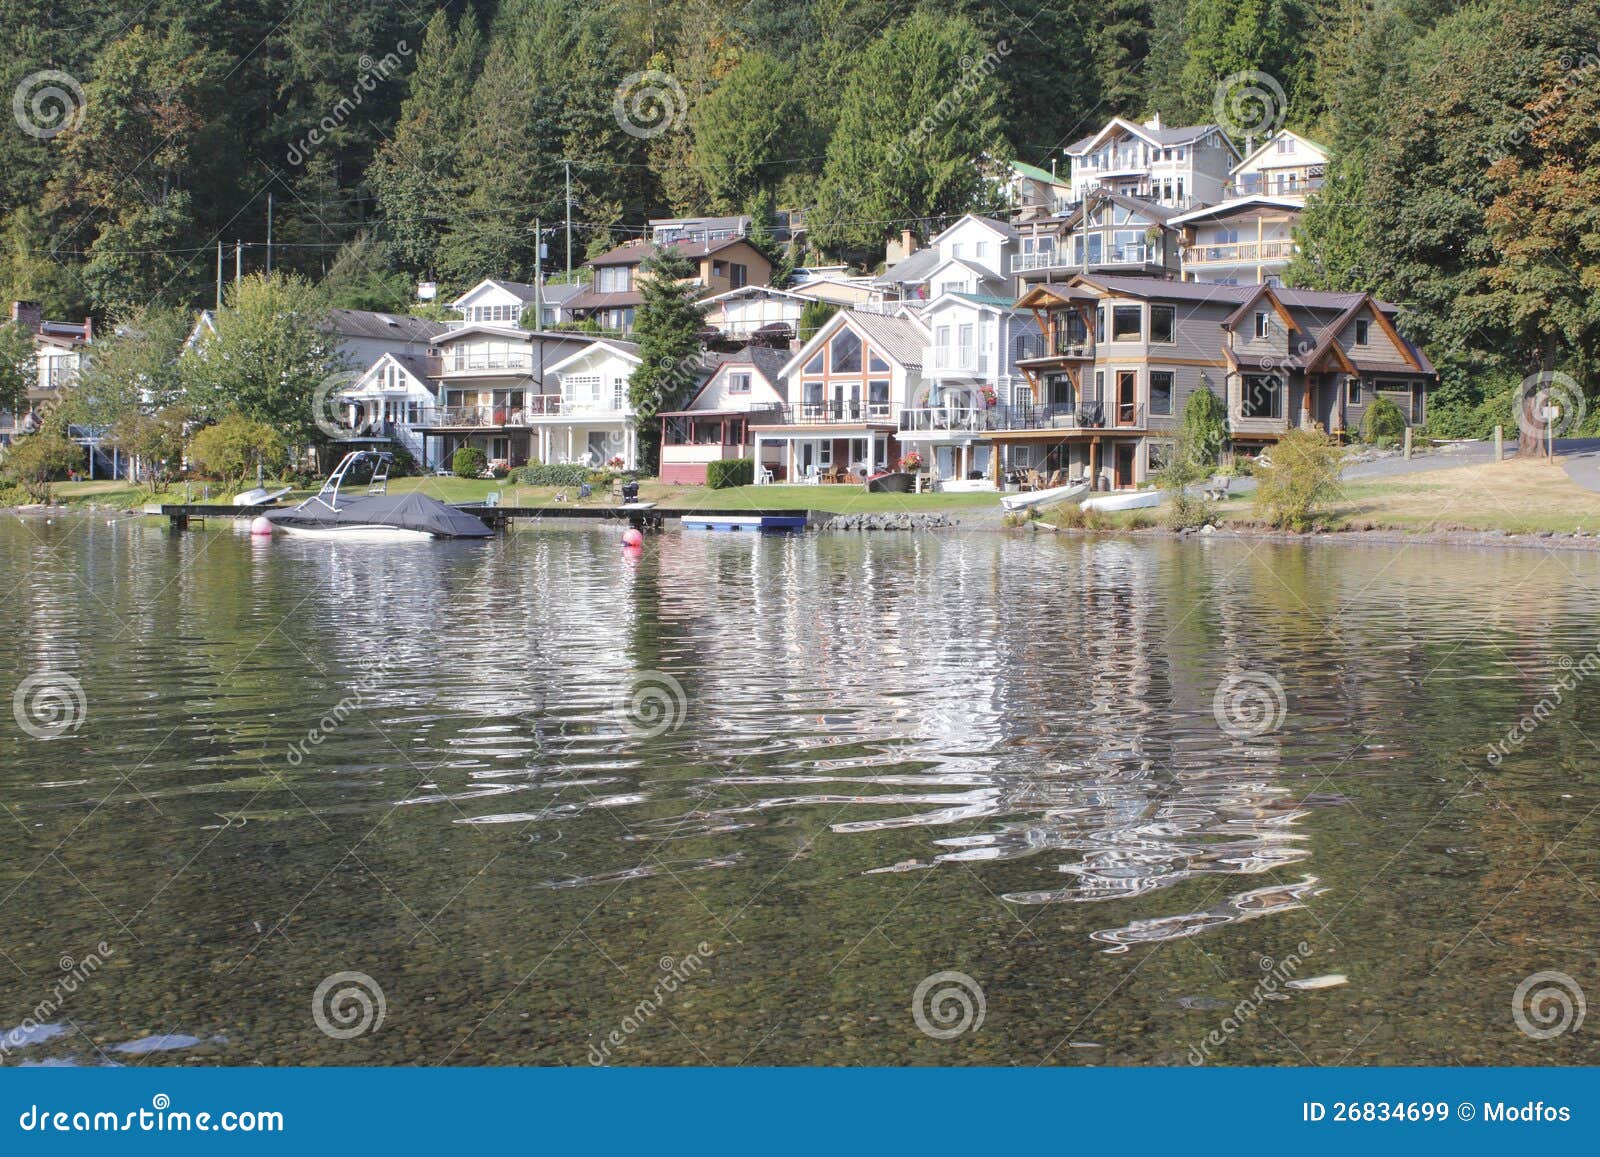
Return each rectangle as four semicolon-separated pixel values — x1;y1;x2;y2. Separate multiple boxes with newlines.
510;462;590;487
706;457;754;489
1361;395;1408;446
1155;430;1213;530
451;446;487;478
1181;386;1228;466
187;417;286;487
1252;426;1346;531
1;432;82;502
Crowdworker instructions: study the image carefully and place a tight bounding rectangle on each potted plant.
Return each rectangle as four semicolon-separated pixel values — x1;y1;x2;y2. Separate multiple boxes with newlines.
978;385;998;408
901;450;923;473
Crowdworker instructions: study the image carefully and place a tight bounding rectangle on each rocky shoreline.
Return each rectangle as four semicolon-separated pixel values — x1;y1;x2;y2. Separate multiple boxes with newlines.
1029;520;1600;552
819;512;959;531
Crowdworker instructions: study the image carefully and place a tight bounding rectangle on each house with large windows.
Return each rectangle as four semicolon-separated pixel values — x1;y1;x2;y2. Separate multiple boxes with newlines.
1063;115;1241;211
1;300;93;448
1011;191;1181;288
1001;276;1436;488
328;352;440;467
751;310;928;483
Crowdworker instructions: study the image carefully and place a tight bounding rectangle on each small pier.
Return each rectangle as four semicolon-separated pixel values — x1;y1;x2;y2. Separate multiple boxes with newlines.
154;503;816;533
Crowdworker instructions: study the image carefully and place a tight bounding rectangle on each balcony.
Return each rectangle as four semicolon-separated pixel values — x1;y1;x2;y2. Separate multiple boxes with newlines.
752;401;895;426
1225;174;1325;199
898;406;988;434
1010;250;1066;273
1015;332;1093;362
434;350;540;376
1182;239;1297;265
896;402;1147;434
415;396;627;428
927;346;990;374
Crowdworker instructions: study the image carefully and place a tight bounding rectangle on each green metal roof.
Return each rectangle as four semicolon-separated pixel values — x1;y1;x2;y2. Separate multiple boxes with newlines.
1010;159;1063;185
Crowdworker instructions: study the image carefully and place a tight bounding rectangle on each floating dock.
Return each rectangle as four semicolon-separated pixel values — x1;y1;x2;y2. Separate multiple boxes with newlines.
154;503;815;533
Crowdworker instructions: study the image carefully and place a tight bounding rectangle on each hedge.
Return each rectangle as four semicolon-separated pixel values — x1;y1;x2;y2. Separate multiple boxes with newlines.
510;462;592;487
1361;395;1408;446
451;446;487;478
705;458;754;489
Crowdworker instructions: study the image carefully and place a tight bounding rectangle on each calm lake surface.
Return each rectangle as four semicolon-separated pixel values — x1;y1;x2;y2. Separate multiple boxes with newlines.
2;515;1597;1066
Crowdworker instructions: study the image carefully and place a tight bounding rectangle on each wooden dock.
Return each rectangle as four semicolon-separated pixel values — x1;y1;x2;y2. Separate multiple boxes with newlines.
154;503;816;533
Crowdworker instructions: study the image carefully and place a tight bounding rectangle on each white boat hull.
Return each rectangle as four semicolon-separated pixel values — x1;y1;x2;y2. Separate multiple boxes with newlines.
275;524;436;542
1080;490;1161;513
938;479;997;493
1001;481;1090;512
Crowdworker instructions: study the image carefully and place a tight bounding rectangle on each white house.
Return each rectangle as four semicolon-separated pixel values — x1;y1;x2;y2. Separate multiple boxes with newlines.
752;310;928;483
330;352;439;466
659;346;789;484
700;285;811;341
449;279;542;327
1228;130;1329;201
324;309;447;369
1064;115;1241;210
538;339;644;468
900;291;1042;482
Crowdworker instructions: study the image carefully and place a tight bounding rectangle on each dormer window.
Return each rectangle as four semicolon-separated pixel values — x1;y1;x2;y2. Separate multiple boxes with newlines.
1355;319;1370;346
1254;311;1270;340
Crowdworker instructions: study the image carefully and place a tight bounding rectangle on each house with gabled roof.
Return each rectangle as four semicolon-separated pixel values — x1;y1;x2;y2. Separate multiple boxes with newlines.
700;285;812;343
1227;129;1329;201
751;309;929;483
1064;114;1242;210
659;346;790;484
567;236;774;335
1011;190;1181;287
1000;275;1436;489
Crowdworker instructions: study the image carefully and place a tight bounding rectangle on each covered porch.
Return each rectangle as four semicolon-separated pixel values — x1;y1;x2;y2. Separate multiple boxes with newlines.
750;424;899;484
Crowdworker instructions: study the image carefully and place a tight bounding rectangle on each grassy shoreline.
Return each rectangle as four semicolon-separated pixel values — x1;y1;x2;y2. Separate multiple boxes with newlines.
16;457;1600;539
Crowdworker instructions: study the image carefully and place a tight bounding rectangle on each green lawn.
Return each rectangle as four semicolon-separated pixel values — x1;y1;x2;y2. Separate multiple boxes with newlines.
43;474;1002;515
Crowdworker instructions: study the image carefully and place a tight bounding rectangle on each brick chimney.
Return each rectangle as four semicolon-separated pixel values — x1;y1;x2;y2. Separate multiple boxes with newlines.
901;229;916;255
10;301;43;332
82;315;93;342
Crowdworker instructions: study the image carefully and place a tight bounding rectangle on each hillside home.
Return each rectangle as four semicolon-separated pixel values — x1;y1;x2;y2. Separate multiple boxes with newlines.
659;347;789;484
568;236;774;334
1227;130;1328;201
535;340;645;468
1005;159;1074;218
649;215;749;245
751;310;929;483
329;352;440;466
1064;115;1241;210
1004;276;1435;488
1011;191;1180;288
325;309;447;369
1170;197;1304;285
700;285;812;343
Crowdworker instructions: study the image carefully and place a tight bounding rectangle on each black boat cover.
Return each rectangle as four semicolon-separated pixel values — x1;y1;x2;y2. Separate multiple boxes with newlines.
265;492;493;538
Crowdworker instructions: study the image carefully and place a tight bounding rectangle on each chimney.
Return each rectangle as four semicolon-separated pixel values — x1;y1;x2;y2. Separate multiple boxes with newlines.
10;301;42;332
1145;113;1163;131
83;315;93;343
901;229;916;255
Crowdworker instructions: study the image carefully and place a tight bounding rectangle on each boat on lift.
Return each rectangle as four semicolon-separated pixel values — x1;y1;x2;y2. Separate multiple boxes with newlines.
263;451;493;541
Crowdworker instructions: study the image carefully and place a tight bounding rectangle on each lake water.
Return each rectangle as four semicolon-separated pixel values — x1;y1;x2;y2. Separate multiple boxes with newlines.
1;515;1596;1066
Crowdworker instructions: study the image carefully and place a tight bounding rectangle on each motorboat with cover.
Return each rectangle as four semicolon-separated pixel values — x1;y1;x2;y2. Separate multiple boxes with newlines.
264;451;493;541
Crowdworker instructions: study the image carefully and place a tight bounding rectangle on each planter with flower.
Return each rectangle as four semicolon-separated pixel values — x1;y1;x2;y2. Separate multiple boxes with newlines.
978;385;998;408
901;450;924;473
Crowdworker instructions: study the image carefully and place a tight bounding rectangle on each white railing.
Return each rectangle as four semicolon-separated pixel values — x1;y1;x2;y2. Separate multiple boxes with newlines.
1010;250;1065;272
1183;240;1297;264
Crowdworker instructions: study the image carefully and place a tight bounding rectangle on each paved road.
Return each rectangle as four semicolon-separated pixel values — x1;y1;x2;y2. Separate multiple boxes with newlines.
1552;438;1600;494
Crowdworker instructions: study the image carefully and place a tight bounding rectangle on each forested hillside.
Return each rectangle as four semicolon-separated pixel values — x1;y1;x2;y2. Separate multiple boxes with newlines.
1;0;1597;430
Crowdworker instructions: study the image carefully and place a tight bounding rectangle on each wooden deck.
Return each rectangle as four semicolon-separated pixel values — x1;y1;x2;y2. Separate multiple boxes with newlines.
155;503;816;533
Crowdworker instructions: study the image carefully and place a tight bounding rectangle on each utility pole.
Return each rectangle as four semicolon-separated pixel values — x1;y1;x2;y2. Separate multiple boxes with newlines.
216;241;223;308
235;240;243;287
266;192;273;274
565;162;573;277
534;217;543;331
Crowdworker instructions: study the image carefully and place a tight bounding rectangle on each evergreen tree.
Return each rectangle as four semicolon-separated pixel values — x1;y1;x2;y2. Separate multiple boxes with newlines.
692;52;810;211
628;248;705;473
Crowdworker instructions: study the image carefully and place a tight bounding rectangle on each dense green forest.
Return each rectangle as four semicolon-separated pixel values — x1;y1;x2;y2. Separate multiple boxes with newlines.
1;0;1597;433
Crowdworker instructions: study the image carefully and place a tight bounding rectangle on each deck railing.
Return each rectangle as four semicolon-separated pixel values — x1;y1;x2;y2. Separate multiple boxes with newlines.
1014;332;1093;362
1182;239;1297;265
753;401;895;426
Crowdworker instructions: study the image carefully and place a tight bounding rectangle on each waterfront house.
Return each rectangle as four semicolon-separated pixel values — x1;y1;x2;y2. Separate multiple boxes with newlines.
1226;130;1328;201
413;325;594;469
536;339;645;468
751;310;929;482
1064;115;1241;211
329;352;440;467
567;235;773;335
659;347;789;484
1001;276;1436;488
325;308;447;369
1;300;93;450
1011;191;1180;290
1170;197;1304;286
897;290;1044;482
